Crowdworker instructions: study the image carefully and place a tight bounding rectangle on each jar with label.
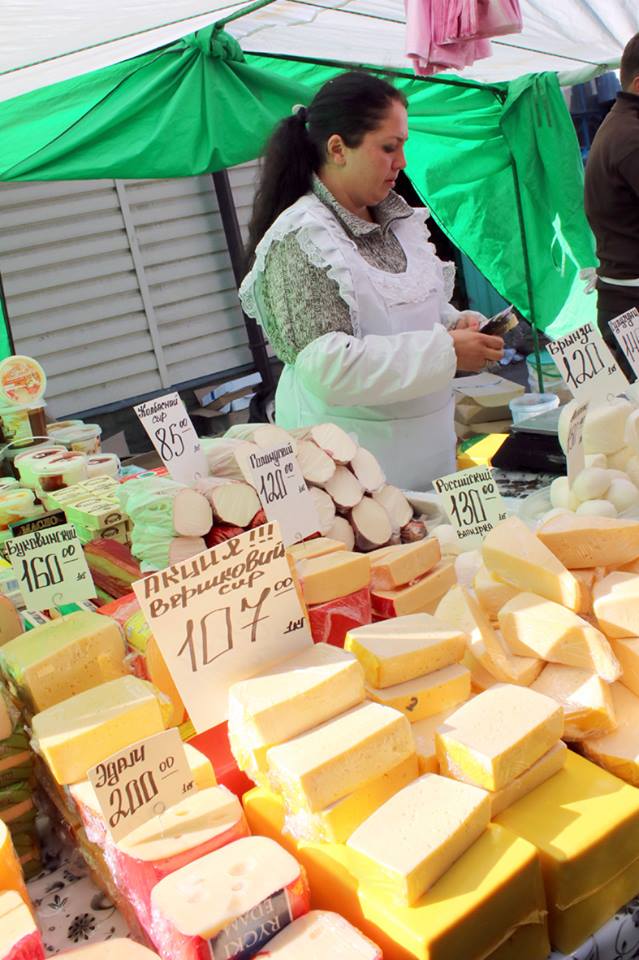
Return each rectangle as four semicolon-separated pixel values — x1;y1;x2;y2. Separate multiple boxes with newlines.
51;424;102;455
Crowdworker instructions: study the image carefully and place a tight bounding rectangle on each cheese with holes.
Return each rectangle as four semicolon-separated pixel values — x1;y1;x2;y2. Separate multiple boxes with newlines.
297;552;370;606
0;823;30;914
371;561;455;618
254;910;382;958
473;567;519;621
610;637;639;696
150;836;309;959
436;685;563;791
344;614;465;688
482;517;581;610
435;587;542;686
369;540;440;591
283;754;419;844
0;891;43;960
531;664;616;740
0;612;126;713
366;664;470;722
267;701;413;813
499;592;620;682
347;774;490;905
287;539;346;563
32;676;172;785
582;682;639;784
411;708;456;774
593;572;639;638
537;514;639;569
489;742;567;817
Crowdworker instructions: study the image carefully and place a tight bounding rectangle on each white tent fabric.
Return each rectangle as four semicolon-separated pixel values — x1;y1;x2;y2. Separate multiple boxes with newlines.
0;0;637;103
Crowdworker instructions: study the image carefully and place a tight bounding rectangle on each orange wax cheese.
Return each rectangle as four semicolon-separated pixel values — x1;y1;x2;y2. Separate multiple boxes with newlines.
370;539;441;591
537;514;639;569
298;552;370;606
0;823;31;913
371;560;456;618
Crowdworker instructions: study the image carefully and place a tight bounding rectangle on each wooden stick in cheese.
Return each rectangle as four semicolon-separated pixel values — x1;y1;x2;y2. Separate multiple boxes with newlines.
347;773;490;905
489;741;567;817
266;701;413;813
582;682;639;785
371;560;456;618
482;516;581;610
499;591;620;681
537;514;639;569
531;664;616;740
366;664;470;722
369;539;440;591
436;684;564;791
254;910;382;957
344;614;465;688
593;572;639;639
0;891;43;960
297;552;370;606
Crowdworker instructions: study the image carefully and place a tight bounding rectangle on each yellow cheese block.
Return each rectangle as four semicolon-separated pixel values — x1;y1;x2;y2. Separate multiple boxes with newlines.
243;786;547;960
371;561;456;618
370;540;441;591
0;822;30;913
482;516;581;610
145;634;187;727
0;611;126;713
496;750;639;954
284;754;419;843
473;566;519;621
581;681;639;784
411;708;457;773
366;664;470;723
463;649;498;692
593;571;639;638
436;684;564;791
32;676;172;785
499;592;620;682
297;552;371;605
347;774;490;905
0;597;22;648
435;586;542;686
344;614;465;688
287;538;347;563
484;917;550;960
266;701;413;813
0;891;38;954
610;636;639;696
489;742;567;817
537;513;639;569
531;664;616;740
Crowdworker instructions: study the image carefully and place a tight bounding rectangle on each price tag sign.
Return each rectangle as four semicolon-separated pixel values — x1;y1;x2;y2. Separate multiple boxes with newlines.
240;443;320;547
433;466;509;547
546;322;629;403
610;308;639;379
88;728;195;843
5;523;94;609
566;401;588;487
132;522;312;733
134;392;207;486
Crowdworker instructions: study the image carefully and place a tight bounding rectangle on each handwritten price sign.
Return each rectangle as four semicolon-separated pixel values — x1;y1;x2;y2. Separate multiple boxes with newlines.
546;322;628;404
135;392;207;486
241;443;320;547
566;402;588;487
433;466;509;547
132;523;312;733
610;308;639;379
5;523;95;609
88;728;195;842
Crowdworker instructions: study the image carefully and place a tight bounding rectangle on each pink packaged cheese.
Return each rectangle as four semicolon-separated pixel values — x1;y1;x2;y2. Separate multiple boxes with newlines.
307;586;372;647
255;910;382;957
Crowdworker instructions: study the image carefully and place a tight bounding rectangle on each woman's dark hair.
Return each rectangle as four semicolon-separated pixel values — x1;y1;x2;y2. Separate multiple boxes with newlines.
621;32;639;91
245;71;406;268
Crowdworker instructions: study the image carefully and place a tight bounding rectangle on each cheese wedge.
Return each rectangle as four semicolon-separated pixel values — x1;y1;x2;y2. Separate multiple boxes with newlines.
297;552;370;606
531;664;616;740
31;676;172;785
582;682;639;784
0;891;42;960
463;649;498;693
0;612;126;713
254;910;382;958
369;540;440;591
593;572;639;638
489;741;567;817
482;516;581;610
344;614;465;688
610;637;639;697
347;774;490;905
435;586;542;686
537;514;639;569
371;560;456;618
436;684;564;791
267;701;413;813
411;707;457;773
569;568;601;616
473;566;519;621
499;592;620;682
287;538;347;563
284;754;419;844
366;664;470;722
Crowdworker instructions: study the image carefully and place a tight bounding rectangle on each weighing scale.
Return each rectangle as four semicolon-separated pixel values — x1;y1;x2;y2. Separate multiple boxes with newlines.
491;405;566;474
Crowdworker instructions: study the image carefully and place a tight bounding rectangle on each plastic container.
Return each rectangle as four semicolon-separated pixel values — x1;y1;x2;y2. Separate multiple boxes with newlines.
0;488;39;530
86;453;120;479
52;423;102;455
0;403;47;444
0;356;46;407
47;419;83;437
509;392;560;426
33;452;88;493
15;445;67;488
526;349;564;393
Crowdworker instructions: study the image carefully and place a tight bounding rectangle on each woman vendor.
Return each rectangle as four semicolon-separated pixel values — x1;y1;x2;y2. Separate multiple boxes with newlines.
240;72;504;489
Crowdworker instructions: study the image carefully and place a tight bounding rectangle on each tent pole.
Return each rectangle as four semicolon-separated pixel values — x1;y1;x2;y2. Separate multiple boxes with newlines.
211;170;274;392
0;272;16;356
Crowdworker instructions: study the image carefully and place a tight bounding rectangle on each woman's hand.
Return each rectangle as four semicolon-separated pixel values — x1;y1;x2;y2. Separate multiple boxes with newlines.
450;329;504;372
453;311;484;331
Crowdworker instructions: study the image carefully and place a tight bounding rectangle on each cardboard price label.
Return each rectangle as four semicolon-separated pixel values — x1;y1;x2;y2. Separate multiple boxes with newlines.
132;522;312;734
546;322;628;403
88;728;195;843
134;392;207;486
610;308;639;378
566;402;588;487
241;443;320;547
433;466;509;547
5;522;94;609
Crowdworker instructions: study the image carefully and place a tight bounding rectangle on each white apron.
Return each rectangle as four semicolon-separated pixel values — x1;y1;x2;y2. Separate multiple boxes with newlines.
240;194;457;490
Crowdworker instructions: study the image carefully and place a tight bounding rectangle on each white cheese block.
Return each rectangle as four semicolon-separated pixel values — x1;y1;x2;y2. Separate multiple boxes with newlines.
582;682;639;785
531;664;616;740
489;741;567;817
610;637;639;697
253;911;382;957
366;664;470;722
473;566;519;621
593;572;639;638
